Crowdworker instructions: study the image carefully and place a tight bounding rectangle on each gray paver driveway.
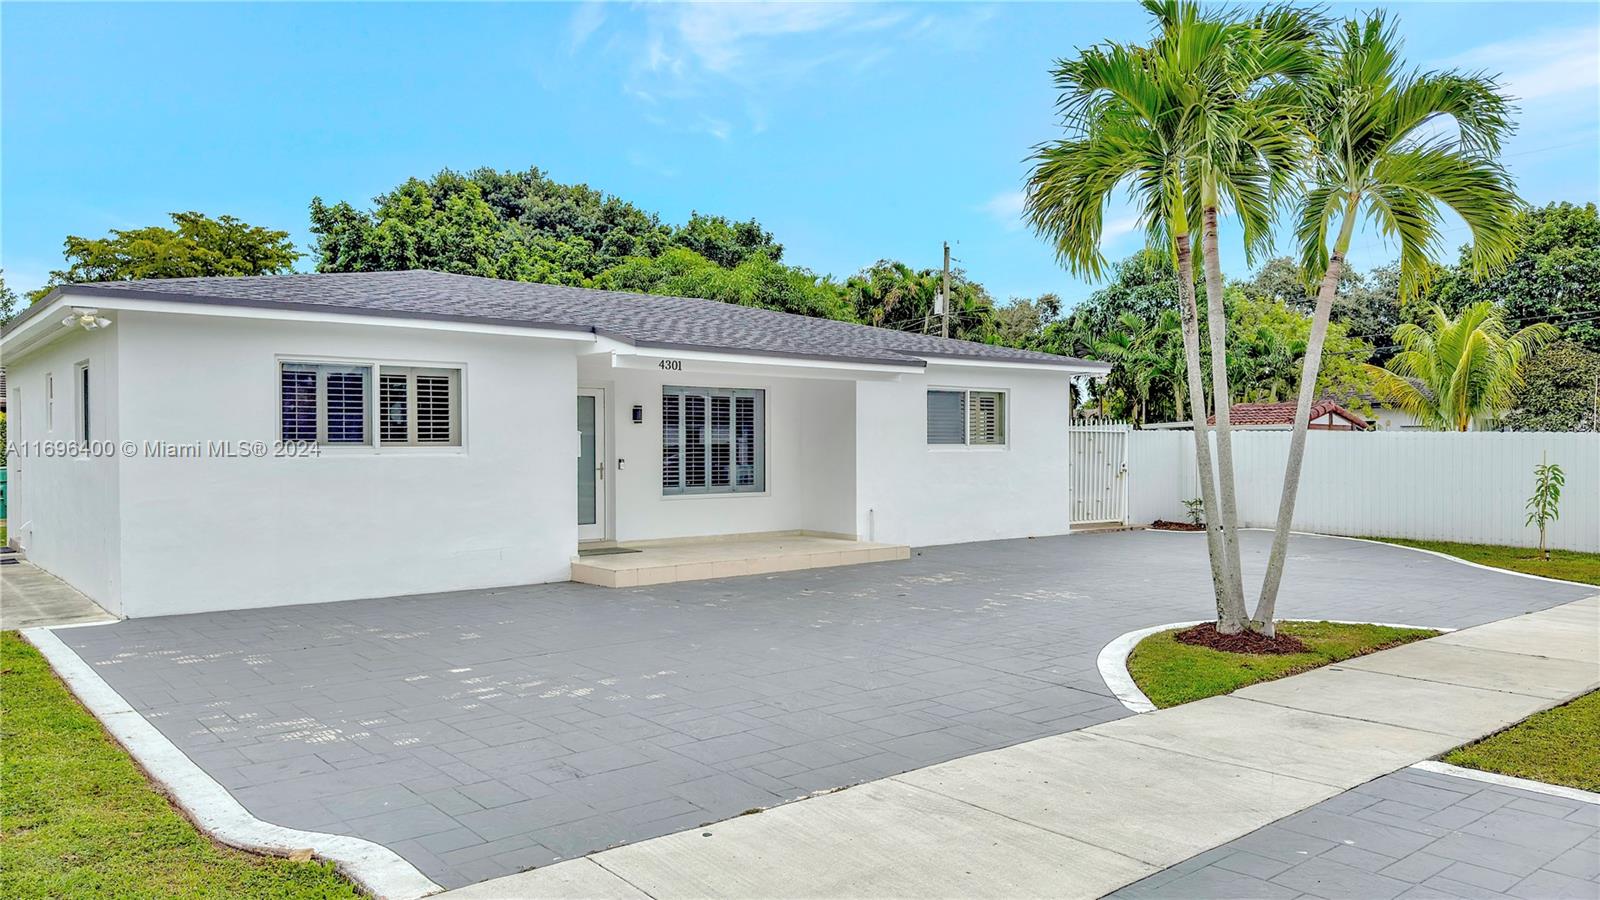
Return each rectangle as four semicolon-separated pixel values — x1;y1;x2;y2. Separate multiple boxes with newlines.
55;531;1593;888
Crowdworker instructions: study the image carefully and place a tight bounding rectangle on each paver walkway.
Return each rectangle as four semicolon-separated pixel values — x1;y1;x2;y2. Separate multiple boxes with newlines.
45;531;1594;889
444;595;1597;899
1111;767;1599;899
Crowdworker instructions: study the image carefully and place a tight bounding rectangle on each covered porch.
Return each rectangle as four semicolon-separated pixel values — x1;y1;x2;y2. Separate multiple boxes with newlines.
570;532;910;587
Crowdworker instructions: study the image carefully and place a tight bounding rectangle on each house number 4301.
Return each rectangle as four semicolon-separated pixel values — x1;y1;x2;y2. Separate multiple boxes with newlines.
657;359;683;371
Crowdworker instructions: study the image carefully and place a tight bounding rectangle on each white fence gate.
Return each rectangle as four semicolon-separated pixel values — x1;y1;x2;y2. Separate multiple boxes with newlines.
1069;421;1130;525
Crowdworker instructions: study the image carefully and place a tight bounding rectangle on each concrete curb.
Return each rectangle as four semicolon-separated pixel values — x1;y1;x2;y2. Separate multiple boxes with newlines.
21;626;444;900
1140;527;1596;588
1410;760;1600;806
1097;619;1455;713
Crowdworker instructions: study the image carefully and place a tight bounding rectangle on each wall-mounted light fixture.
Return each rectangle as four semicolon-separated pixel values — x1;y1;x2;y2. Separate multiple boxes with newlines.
62;308;112;331
632;405;644;424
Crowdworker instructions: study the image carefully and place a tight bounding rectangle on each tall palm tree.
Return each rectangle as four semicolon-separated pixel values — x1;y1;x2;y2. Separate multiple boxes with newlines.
1025;34;1246;627
1252;13;1525;635
1142;0;1321;629
1368;302;1556;431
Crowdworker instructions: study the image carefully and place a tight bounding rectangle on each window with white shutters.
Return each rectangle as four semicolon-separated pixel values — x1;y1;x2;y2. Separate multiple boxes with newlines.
927;388;1007;447
377;366;460;447
662;386;765;495
279;361;460;447
280;362;369;445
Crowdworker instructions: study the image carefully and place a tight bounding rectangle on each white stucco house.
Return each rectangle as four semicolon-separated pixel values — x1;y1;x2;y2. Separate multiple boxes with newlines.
0;271;1107;618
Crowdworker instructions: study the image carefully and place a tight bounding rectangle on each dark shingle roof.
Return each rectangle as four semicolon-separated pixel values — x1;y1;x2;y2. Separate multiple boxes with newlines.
17;271;1104;371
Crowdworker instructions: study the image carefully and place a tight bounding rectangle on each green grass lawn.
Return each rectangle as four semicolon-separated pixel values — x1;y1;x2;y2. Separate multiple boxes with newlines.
0;631;359;899
1367;537;1600;586
1127;620;1440;709
1443;690;1600;792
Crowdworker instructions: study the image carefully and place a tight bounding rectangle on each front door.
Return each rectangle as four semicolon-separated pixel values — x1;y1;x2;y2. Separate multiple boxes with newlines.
577;389;607;541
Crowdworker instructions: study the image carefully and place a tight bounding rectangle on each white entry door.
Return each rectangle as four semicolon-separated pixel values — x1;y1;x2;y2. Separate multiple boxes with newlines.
577;389;607;541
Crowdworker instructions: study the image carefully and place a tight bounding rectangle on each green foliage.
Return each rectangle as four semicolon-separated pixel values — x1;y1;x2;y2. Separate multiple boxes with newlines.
1428;203;1600;353
310;167;670;285
1443;690;1600;792
0;633;360;898
1503;341;1600;432
0;270;18;327
594;247;853;321
1367;301;1559;430
1525;461;1565;560
1127;620;1438;708
1295;12;1519;299
991;293;1062;348
1227;291;1374;408
838;260;998;343
1242;257;1402;363
31;212;299;302
1182;498;1205;526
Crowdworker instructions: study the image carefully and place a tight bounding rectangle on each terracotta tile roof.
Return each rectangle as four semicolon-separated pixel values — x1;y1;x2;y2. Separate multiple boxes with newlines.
1209;400;1369;429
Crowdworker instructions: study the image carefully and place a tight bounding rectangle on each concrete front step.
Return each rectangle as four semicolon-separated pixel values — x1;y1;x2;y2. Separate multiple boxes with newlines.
570;534;911;588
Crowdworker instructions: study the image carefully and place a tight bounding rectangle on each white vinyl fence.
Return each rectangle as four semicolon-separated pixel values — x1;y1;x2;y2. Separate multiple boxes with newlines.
1069;421;1130;525
1126;430;1600;552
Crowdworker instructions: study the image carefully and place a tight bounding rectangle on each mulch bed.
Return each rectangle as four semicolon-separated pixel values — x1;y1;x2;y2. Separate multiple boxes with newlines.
1150;520;1205;532
1174;622;1309;655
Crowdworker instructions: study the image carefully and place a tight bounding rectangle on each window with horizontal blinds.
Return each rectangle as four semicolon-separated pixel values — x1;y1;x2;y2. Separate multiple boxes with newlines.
926;390;967;444
662;386;765;495
927;388;1007;446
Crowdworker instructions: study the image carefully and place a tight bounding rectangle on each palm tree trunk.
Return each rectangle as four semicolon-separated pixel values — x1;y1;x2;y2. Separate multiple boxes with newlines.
1200;202;1248;632
1253;199;1360;637
1174;232;1236;622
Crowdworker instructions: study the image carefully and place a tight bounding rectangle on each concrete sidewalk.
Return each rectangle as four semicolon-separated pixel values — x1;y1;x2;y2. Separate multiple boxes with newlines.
441;595;1598;900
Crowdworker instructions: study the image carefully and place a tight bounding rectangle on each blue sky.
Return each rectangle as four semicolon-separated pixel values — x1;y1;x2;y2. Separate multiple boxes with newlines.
4;2;1597;309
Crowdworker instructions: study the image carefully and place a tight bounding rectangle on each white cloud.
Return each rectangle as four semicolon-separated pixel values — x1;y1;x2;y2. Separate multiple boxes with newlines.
566;2;607;53
1443;26;1599;103
1099;212;1143;249
981;190;1026;231
573;2;973;141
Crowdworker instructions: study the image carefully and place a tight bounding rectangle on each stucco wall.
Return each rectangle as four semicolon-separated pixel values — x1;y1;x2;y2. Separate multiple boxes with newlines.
3;324;123;614
111;312;579;617
578;358;857;542
854;364;1072;546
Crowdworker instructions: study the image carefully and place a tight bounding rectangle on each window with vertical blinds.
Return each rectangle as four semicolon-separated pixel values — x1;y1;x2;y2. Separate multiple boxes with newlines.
662;386;765;495
927;388;1007;446
279;361;460;447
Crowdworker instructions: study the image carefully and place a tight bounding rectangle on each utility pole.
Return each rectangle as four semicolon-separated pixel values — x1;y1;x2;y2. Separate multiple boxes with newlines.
941;241;951;339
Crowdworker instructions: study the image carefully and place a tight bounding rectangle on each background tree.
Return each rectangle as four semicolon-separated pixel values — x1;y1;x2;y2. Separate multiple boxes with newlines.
594;247;851;320
31;212;298;301
1368;302;1557;431
992;293;1062;348
839;260;998;342
1253;11;1520;634
0;270;18;327
1427;202;1600;354
1501;340;1600;432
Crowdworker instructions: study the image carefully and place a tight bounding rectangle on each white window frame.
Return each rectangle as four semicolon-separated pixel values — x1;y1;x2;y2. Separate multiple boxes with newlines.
75;361;91;448
661;385;768;497
927;386;1009;450
276;356;465;452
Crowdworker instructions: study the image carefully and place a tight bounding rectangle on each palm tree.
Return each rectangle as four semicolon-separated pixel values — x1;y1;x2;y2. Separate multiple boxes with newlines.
1367;302;1556;431
1252;12;1524;635
1142;0;1321;629
1024;31;1246;627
